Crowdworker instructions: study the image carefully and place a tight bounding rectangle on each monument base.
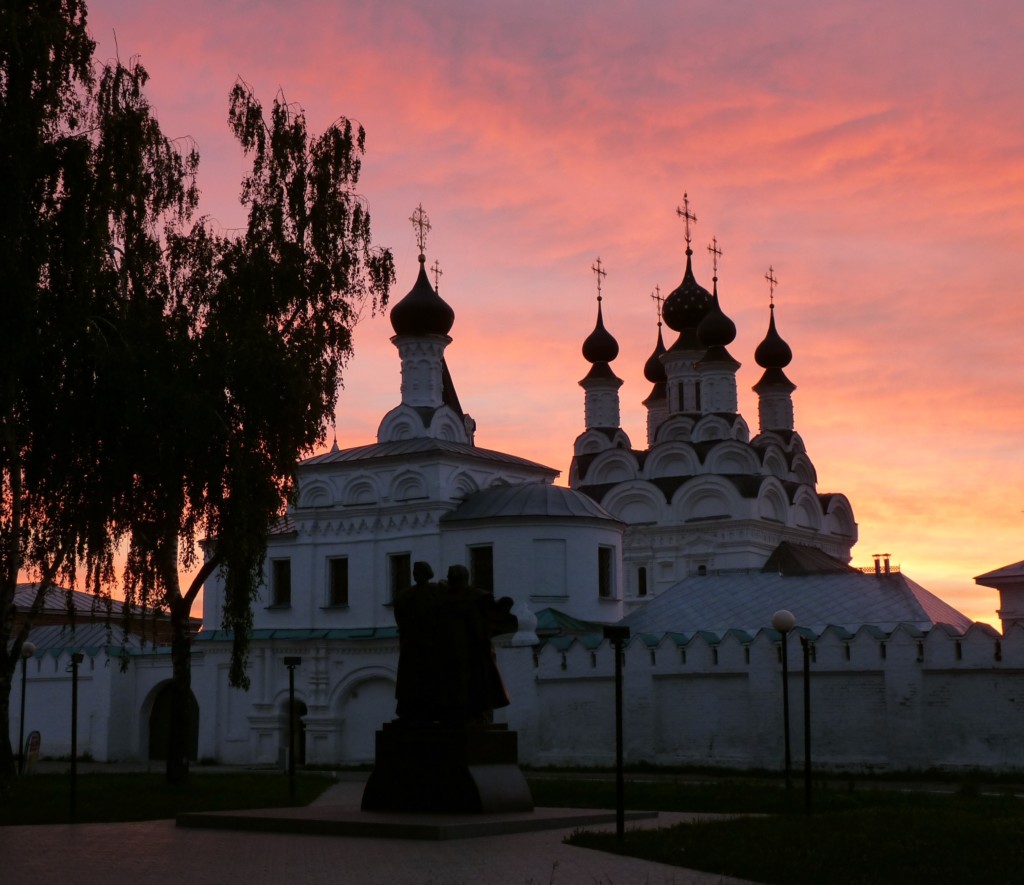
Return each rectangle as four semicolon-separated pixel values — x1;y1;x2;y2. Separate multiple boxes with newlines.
361;722;534;814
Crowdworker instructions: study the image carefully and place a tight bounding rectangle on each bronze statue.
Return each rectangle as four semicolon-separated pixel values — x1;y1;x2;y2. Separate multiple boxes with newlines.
394;561;516;724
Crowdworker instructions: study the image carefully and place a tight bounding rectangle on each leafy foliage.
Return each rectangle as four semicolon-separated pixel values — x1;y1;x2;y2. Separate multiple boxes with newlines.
1;0;394;791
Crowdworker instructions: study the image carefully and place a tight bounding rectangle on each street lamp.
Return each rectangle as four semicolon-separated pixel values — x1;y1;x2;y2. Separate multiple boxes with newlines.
18;641;36;776
70;651;84;818
602;626;630;843
283;656;302;804
771;610;795;792
800;634;812;814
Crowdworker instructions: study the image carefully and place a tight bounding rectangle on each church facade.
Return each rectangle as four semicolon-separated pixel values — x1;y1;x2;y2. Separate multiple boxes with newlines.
13;204;1024;772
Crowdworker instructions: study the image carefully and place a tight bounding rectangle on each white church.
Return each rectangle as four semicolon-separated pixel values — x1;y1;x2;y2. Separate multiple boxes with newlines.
13;204;1024;773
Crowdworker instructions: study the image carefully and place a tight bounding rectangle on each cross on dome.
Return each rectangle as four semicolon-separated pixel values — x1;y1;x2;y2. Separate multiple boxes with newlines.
765;265;778;306
430;259;443;291
708;237;722;280
409;203;431;256
651;285;663;326
676;193;697;251
591;257;607;302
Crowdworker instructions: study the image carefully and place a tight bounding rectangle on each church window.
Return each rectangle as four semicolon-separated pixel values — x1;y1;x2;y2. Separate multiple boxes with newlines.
531;539;567;600
598;546;615;599
637;566;648;597
328;557;349;607
694;383;701;412
470;545;494;593
389;553;411;603
271;559;291;607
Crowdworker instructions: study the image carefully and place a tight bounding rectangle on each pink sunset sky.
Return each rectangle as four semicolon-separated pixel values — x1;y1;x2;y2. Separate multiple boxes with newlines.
88;0;1024;626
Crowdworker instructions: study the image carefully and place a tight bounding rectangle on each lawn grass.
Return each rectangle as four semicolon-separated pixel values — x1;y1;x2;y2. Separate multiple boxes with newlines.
561;783;1024;884
0;772;334;825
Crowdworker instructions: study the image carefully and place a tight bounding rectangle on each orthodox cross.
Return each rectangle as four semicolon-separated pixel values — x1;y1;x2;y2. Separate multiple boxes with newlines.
708;237;722;280
650;285;663;325
430;259;443;291
765;265;778;306
676;193;697;248
592;257;607;302
409;203;431;256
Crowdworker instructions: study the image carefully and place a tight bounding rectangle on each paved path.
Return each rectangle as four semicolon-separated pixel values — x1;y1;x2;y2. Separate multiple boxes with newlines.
1;779;756;884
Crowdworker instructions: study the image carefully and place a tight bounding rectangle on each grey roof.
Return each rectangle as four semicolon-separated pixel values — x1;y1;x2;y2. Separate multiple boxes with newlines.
14;583;198;628
621;571;974;636
441;483;621;523
195;627;398;642
975;560;1024;585
16;623;144;657
303;438;557;475
14;583;126;617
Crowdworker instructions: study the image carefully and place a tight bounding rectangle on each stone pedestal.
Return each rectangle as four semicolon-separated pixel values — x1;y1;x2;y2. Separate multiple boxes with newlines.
361;722;533;813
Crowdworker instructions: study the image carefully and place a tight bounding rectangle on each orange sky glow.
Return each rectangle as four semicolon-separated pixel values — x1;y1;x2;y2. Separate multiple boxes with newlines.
87;0;1024;627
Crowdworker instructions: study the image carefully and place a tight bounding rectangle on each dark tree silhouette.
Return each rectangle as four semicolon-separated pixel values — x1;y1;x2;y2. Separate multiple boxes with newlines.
0;0;394;792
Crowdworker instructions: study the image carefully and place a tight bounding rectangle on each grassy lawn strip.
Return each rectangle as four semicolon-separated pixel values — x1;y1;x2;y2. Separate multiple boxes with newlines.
566;796;1024;884
0;773;334;825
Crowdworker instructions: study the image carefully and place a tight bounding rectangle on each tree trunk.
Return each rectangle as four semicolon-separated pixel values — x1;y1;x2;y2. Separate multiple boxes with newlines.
0;667;15;802
165;598;192;785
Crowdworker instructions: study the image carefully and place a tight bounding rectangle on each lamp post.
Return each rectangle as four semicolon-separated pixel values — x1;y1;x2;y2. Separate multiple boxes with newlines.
801;634;812;814
18;641;36;776
602;625;630;843
283;656;302;804
771;610;795;792
70;651;84;818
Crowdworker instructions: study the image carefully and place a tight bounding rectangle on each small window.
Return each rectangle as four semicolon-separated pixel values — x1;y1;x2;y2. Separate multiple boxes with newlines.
470;545;494;594
598;546;615;599
271;559;292;607
328;557;349;607
637;566;648;598
389;553;411;603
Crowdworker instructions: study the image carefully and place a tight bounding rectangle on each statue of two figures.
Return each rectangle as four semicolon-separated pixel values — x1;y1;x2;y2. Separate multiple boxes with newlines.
362;561;533;813
394;562;517;725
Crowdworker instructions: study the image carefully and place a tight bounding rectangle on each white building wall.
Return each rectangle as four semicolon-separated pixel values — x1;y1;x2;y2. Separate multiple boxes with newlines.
16;621;1024;772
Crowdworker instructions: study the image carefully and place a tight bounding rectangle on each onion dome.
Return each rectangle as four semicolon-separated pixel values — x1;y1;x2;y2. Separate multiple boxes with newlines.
582;301;619;364
662;250;712;332
698;278;736;348
390;254;455;336
754;303;793;369
643;324;667;383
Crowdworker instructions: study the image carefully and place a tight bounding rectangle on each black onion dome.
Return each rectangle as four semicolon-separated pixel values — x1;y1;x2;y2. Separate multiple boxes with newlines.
754;304;793;368
582;302;619;363
390;255;455;336
643;325;667;383
697;282;737;348
662;251;712;332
